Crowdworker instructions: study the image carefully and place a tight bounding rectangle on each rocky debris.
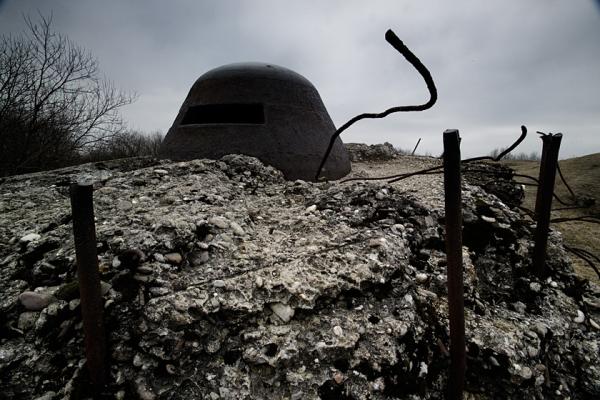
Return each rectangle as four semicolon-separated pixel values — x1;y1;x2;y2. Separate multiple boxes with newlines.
462;161;525;208
18;291;53;311
0;152;598;399
345;142;402;162
19;233;42;244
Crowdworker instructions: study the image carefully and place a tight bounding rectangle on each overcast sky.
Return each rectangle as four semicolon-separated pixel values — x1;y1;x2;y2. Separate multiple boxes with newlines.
1;0;599;158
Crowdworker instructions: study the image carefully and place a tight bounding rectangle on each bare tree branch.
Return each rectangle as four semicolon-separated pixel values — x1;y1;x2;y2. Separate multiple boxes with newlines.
0;13;135;175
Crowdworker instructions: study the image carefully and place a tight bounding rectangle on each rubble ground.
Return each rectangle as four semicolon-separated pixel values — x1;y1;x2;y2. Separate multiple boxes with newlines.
0;151;599;399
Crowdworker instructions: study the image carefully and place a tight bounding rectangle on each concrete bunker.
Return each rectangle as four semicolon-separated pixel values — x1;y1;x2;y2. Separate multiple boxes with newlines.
159;62;351;181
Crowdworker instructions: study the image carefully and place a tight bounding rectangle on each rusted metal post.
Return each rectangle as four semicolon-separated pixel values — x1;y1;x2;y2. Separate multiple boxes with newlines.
411;138;422;155
443;129;465;400
532;133;562;277
70;183;106;392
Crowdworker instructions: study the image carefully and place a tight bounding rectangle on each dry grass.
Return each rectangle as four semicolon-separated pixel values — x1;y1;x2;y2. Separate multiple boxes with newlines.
502;153;600;283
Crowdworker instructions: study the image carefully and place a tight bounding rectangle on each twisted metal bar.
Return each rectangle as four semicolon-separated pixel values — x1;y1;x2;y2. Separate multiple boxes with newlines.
564;245;600;279
556;161;577;200
315;29;438;181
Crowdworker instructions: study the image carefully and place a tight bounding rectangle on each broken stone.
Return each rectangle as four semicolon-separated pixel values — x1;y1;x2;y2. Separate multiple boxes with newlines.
519;366;533;380
415;273;429;283
512;301;527;314
529;282;542;293
17;311;39;331
574;310;585;324
116;200;133;211
305;204;317;213
164;253;183;265
18;291;52;311
135;378;156;400
19;233;41;243
533;322;548;338
333;325;343;337
208;216;229;229
375;189;387;200
345;142;398;161
270;303;294;323
229;221;245;236
481;215;496;223
368;237;386;247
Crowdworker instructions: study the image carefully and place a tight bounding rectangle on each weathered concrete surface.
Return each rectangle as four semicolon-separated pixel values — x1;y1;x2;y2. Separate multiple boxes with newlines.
0;153;598;399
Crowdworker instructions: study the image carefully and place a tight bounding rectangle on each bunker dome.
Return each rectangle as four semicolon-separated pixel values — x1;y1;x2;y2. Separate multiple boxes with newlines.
159;62;351;181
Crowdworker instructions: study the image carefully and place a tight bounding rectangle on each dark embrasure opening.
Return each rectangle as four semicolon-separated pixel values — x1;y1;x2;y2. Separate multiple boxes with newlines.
181;103;265;125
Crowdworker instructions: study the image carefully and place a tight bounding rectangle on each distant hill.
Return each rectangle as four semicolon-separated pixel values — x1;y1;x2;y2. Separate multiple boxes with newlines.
503;153;600;282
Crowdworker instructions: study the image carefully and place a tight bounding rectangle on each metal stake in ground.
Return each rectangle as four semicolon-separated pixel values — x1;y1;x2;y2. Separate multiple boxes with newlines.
443;129;465;399
532;132;563;277
70;183;107;391
411;138;422;155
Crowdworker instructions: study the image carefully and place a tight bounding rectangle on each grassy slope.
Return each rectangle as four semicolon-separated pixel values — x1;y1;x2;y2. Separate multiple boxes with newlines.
502;153;600;283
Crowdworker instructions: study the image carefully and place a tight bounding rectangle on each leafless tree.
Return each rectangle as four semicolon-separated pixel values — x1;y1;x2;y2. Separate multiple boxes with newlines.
489;147;540;161
0;13;135;175
83;130;163;162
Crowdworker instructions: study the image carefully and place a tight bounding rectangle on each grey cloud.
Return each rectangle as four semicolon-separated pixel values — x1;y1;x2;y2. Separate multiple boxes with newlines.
0;0;598;158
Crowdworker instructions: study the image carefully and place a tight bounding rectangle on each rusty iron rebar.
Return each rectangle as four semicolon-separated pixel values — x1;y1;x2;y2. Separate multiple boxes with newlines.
532;133;563;277
70;183;107;392
443;129;465;400
315;29;438;181
411;138;422;155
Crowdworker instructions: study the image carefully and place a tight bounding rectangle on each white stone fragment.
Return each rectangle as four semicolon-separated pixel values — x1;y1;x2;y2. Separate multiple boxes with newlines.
573;310;585;324
529;282;542;292
270;302;294;323
520;366;533;380
255;276;264;288
368;237;386;247
209;216;229;229
418;362;428;377
229;221;245;235
213;280;226;288
481;215;496;223
305;204;317;213
333;325;344;337
20;233;41;243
